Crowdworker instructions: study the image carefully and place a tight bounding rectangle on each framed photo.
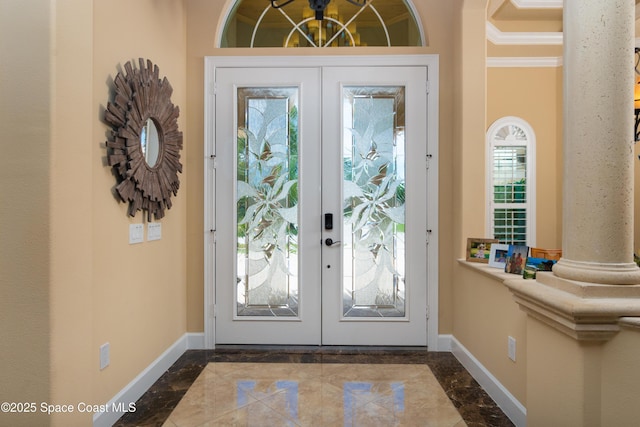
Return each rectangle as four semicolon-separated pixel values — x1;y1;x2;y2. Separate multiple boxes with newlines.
526;257;556;272
523;257;557;279
523;264;537;279
505;245;529;275
488;243;510;269
466;238;499;263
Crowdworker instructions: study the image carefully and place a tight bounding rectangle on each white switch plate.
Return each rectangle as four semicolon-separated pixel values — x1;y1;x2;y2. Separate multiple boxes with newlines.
100;342;110;370
508;336;516;362
129;223;144;244
148;222;162;241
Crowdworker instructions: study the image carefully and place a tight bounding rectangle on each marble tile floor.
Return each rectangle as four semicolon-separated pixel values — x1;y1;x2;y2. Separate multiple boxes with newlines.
114;347;514;427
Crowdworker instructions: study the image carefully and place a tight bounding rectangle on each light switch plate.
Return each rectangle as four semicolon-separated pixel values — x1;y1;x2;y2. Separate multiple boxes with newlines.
100;342;110;370
148;223;162;241
129;223;144;244
508;336;516;362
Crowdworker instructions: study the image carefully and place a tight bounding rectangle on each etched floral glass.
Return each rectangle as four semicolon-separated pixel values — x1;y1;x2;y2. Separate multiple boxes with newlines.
236;88;299;317
342;86;406;317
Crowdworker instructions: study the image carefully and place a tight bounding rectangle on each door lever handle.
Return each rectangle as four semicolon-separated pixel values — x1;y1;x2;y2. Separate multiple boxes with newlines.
325;238;341;246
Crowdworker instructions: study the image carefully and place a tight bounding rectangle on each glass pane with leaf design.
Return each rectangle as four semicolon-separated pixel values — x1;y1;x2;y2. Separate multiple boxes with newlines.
342;86;406;318
236;88;299;317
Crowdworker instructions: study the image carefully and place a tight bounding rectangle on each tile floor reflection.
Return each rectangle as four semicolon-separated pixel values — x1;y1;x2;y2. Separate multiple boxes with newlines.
162;363;465;426
114;347;515;427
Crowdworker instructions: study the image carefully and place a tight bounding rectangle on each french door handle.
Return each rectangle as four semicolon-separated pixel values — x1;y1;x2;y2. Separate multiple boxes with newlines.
325;238;341;246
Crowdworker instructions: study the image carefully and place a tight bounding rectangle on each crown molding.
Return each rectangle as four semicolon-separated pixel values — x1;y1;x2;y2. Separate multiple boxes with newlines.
487;56;562;67
487;22;563;45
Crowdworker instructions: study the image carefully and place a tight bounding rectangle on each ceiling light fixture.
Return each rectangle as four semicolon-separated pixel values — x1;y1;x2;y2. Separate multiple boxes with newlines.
271;0;366;20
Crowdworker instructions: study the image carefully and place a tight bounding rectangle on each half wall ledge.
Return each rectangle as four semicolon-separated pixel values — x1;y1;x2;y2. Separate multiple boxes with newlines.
504;272;640;341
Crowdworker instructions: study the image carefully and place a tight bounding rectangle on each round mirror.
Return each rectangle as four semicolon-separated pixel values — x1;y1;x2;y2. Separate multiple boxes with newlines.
141;118;161;167
105;58;183;220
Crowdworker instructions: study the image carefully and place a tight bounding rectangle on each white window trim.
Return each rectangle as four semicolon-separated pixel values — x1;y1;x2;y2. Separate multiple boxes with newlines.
485;116;536;247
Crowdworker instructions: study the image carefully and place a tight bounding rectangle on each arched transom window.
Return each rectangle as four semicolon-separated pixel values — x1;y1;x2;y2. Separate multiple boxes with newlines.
220;0;424;48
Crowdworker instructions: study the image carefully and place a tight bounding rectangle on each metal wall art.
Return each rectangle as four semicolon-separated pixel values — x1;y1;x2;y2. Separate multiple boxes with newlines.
105;58;183;220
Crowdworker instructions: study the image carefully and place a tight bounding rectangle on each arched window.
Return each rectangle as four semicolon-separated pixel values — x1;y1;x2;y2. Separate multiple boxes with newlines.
219;0;424;48
486;117;536;246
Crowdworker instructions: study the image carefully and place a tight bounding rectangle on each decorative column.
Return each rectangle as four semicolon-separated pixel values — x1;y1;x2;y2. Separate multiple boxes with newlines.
504;3;640;424
553;0;640;285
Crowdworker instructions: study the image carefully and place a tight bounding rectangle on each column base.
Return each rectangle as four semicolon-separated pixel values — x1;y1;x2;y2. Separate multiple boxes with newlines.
553;258;640;285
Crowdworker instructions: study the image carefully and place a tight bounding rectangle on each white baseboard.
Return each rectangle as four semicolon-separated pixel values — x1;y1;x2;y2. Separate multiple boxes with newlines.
437;334;453;351
187;332;206;349
450;336;527;427
93;332;205;427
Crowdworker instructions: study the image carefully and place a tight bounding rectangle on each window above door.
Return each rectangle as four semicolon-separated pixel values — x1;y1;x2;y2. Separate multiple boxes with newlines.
220;0;424;47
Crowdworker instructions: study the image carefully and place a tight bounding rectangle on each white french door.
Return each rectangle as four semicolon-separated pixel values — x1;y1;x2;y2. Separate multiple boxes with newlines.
214;67;323;344
206;56;437;347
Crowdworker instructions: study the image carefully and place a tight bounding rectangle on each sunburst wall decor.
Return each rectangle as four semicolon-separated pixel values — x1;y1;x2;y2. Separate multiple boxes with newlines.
104;58;183;220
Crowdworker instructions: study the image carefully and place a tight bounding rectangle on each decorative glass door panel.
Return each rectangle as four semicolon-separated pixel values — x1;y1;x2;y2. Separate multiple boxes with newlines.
236;88;300;317
214;64;428;346
215;68;321;344
321;67;427;345
342;87;406;318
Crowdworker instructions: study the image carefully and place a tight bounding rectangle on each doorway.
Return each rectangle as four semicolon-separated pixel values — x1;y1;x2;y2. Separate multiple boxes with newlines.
204;56;439;347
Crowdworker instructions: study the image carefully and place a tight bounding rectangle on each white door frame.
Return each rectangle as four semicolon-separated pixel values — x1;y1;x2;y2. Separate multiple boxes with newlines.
204;54;440;350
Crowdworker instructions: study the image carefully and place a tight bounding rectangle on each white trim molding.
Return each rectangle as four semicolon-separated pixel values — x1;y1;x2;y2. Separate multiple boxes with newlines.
93;332;205;427
487;56;562;68
437;334;453;352
451;336;527;427
511;0;562;9
204;54;440;350
487;22;562;46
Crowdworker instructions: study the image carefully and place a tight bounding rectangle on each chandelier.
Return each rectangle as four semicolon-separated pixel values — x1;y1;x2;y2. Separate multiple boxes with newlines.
246;0;396;48
271;0;366;21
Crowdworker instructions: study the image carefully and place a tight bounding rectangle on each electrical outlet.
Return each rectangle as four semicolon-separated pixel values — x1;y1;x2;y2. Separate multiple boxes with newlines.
508;336;516;362
100;342;110;370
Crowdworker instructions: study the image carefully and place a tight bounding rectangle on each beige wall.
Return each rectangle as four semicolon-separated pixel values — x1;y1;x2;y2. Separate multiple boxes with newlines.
525;317;640;425
0;1;52;425
452;264;527;403
601;325;640;425
453;0;488;259
50;1;94;426
5;0;640;425
185;0;460;334
487;66;562;248
0;1;187;425
451;0;558;416
88;1;188;419
525;317;600;426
